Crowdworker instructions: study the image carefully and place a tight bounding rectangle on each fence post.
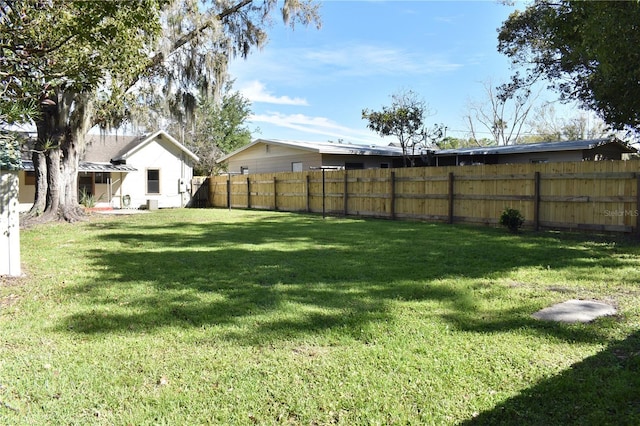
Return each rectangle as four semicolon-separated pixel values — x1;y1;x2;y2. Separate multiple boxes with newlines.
448;172;454;224
306;174;311;213
636;174;640;239
322;168;326;218
247;177;251;209
390;171;396;220
343;171;348;217
227;173;231;211
534;171;541;231
273;176;277;211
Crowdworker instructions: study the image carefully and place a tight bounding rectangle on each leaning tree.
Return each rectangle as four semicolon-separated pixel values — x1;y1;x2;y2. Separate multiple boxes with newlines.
1;0;320;222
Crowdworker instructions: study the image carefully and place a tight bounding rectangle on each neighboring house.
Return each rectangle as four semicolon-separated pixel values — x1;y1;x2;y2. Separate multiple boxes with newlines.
216;138;636;175
216;139;405;174
432;139;636;166
18;130;199;211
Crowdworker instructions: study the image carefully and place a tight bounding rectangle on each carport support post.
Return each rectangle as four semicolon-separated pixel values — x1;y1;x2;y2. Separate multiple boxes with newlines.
273;176;277;211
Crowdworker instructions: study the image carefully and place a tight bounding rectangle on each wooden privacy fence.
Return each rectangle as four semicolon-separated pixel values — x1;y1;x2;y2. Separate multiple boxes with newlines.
207;160;640;235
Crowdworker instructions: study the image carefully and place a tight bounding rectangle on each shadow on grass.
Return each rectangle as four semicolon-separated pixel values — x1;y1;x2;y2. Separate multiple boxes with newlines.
57;212;635;344
461;330;640;425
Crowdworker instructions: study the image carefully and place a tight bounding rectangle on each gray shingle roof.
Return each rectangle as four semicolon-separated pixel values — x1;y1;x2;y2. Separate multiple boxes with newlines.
83;134;144;162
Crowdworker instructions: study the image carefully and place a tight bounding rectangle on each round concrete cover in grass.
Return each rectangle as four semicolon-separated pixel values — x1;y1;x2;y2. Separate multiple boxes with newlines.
532;299;617;323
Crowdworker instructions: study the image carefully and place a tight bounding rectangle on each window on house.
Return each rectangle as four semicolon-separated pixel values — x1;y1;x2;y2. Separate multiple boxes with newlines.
292;162;303;172
380;163;389;169
147;169;160;194
530;158;548;164
240;167;249;175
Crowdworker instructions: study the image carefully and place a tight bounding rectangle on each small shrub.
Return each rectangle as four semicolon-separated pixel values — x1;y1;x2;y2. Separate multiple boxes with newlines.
80;189;97;208
80;188;104;209
499;207;524;233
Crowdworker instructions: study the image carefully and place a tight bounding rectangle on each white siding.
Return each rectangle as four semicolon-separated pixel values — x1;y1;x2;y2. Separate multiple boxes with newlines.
119;135;194;208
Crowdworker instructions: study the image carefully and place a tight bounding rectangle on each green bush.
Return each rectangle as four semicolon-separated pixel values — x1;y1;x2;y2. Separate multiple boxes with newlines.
499;207;525;233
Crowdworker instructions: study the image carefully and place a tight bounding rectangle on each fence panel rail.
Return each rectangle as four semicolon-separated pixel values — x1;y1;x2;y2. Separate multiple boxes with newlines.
205;160;640;235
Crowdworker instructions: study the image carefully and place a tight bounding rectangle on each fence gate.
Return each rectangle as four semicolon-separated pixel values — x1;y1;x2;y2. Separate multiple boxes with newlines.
190;177;210;208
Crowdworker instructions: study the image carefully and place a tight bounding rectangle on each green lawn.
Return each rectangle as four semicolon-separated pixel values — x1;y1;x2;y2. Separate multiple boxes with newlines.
2;209;640;425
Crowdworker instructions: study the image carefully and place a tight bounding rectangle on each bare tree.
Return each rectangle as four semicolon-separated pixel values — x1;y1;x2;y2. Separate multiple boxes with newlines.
523;103;611;142
464;78;538;146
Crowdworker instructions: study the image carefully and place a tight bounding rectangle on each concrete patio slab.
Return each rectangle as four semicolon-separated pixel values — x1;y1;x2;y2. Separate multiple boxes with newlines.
532;299;617;323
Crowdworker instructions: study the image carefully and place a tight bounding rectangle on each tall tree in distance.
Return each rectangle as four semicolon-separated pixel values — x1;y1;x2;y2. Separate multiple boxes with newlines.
522;104;611;143
362;89;443;167
190;88;253;175
146;82;253;176
463;78;538;146
498;0;640;133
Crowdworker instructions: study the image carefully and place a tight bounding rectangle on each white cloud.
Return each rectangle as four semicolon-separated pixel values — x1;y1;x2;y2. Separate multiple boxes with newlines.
239;81;308;106
250;112;384;145
303;43;463;77
230;42;463;89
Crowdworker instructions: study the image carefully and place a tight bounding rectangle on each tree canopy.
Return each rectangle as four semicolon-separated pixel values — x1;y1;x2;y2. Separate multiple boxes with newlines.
1;0;320;222
146;81;253;175
498;0;640;133
362;90;443;167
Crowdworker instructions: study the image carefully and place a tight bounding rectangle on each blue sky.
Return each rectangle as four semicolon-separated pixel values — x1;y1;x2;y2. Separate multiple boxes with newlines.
228;0;532;145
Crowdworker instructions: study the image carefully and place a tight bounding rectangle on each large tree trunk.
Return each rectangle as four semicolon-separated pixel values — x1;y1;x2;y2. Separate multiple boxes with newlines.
28;148;47;216
45;148;61;219
24;89;89;223
26;97;59;221
59;92;94;221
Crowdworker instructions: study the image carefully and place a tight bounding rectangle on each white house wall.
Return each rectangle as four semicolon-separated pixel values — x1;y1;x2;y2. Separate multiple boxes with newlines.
120;135;194;208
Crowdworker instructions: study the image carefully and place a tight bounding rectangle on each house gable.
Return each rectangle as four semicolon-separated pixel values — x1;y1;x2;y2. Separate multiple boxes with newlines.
113;130;199;164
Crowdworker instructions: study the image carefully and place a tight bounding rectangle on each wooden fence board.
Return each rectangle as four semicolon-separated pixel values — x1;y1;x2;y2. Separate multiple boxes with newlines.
206;159;640;234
